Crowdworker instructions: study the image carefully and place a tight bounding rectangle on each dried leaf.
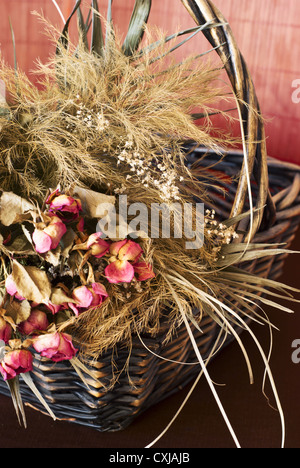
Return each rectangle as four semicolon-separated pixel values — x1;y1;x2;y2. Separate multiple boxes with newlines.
0;191;35;227
11;261;51;304
21;225;34;246
91;0;104;56
122;0;152;56
216;248;298;267
5;236;35;255
73;186;115;218
6;377;27;427
56;0;82;53
0;307;17;329
5;299;31;325
60;228;76;258
21;372;56;421
44;246;62;266
50;287;75;305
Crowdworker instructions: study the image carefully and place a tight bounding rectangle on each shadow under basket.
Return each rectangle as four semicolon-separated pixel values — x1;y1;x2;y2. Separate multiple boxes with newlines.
0;147;299;432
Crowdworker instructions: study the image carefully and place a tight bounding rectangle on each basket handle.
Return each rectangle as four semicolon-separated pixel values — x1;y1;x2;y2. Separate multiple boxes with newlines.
181;0;276;238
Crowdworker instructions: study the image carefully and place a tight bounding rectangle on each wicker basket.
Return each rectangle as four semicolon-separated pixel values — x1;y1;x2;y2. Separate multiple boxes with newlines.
0;0;299;433
0;146;299;432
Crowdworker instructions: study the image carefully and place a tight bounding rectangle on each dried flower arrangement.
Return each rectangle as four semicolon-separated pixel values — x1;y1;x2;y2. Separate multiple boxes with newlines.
0;0;299;447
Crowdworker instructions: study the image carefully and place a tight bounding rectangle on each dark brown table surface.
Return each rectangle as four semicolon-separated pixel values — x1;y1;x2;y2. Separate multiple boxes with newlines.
0;229;300;449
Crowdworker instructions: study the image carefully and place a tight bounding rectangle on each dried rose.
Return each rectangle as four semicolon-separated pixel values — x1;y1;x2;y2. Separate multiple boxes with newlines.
86;233;110;258
32;215;67;254
110;239;143;262
0;349;33;380
104;239;143;284
18;309;49;336
72;232;110;258
104;260;135;284
0;316;12;343
32;331;78;362
68;283;108;316
47;190;82;222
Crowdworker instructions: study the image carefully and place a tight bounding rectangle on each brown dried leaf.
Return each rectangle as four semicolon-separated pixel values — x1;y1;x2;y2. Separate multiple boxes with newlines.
50;287;75;305
60;228;77;258
6;299;31;325
73;186;115;219
0;307;17;329
44;246;62;266
0;191;35;226
12;261;51;304
5;236;35;255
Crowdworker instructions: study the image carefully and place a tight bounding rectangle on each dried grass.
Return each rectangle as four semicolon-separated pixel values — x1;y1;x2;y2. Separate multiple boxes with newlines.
0;17;296;368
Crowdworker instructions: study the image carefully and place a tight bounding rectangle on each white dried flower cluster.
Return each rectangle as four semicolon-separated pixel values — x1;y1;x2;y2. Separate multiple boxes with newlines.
75;101;109;131
116;139;182;201
66;96;109;133
205;209;239;245
113;183;127;194
153;164;183;201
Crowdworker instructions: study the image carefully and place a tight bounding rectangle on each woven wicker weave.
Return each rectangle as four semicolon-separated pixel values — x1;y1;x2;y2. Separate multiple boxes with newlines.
0;0;299;432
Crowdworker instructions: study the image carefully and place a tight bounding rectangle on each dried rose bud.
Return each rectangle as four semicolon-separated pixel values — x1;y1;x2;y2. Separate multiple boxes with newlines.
0;317;12;343
18;309;49;336
32;215;67;254
32;332;78;362
86;233;110;258
68;283;108;316
104;260;135;284
104;239;143;284
0;349;33;380
47;190;82;222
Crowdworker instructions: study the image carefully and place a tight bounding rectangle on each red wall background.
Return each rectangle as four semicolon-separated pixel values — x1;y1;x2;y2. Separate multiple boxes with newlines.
0;0;299;165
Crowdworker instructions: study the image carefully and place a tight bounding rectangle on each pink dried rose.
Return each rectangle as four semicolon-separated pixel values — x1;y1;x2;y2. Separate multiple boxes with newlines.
104;239;144;284
32;215;67;254
0;349;33;380
46;190;82;222
109;239;143;262
68;282;108;316
0;316;12;343
72;232;110;262
18;309;49;336
32;331;78;362
5;275;25;301
86;233;110;258
104;260;135;284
